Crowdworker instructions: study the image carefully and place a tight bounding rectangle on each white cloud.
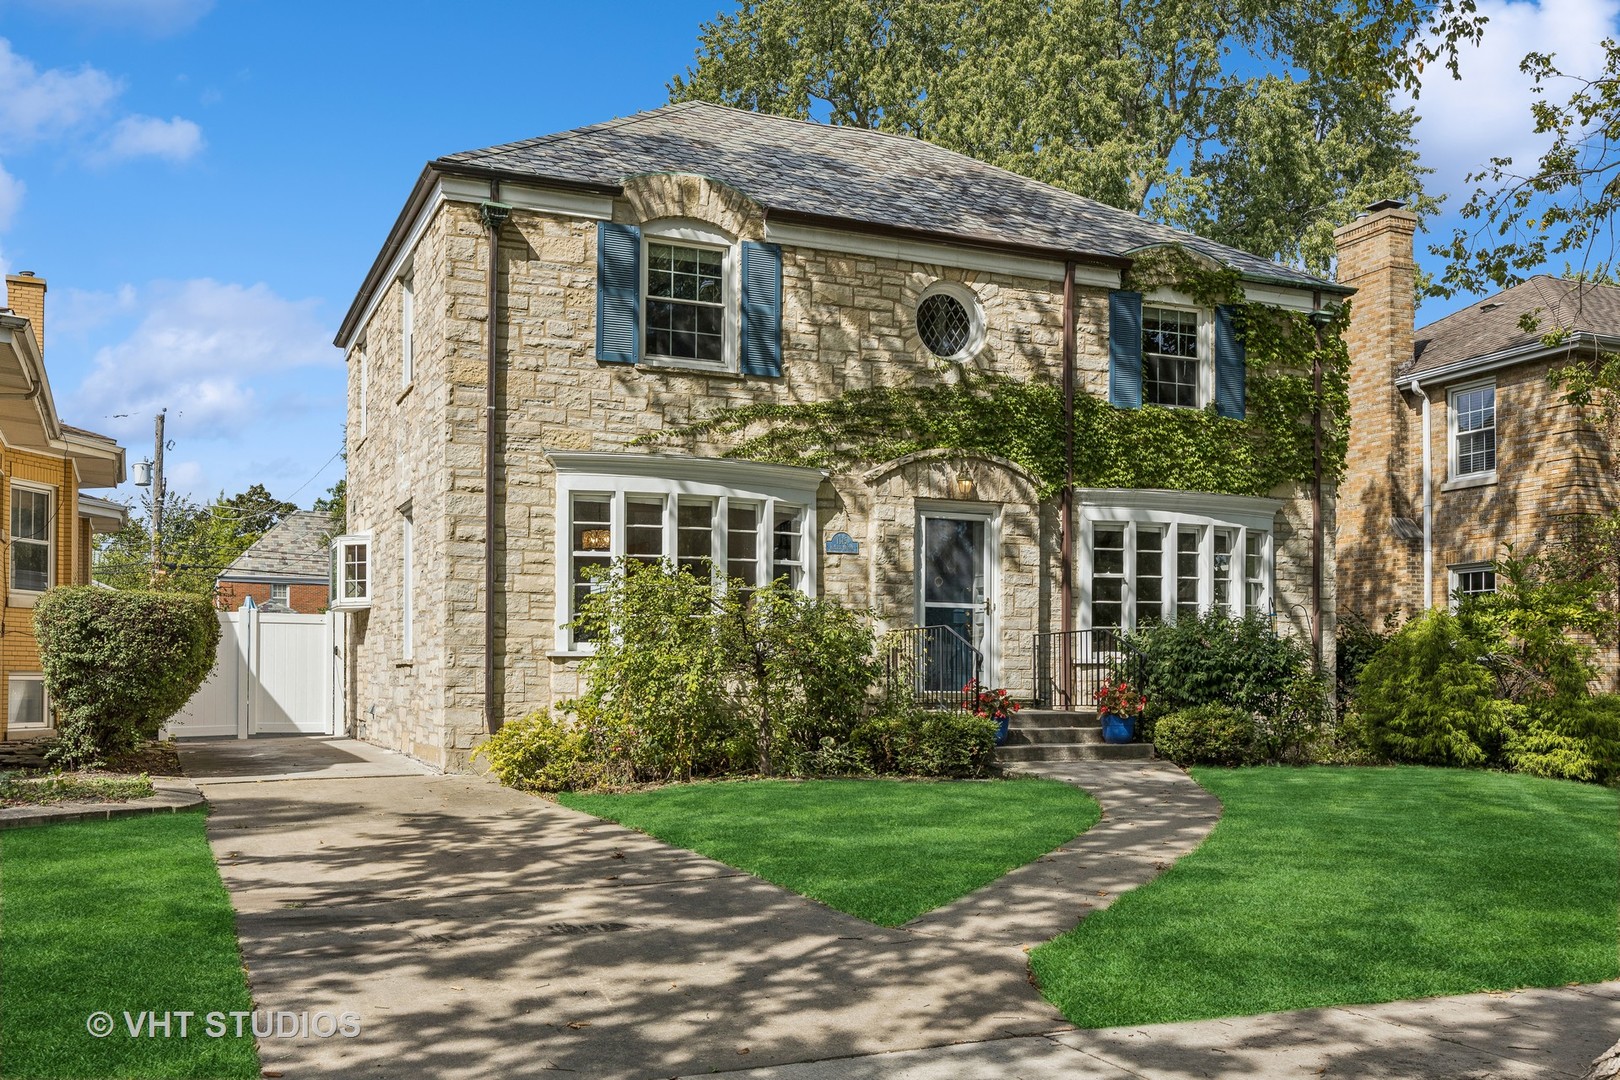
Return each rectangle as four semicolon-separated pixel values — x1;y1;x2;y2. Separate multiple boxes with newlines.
0;38;122;149
71;279;340;440
30;0;214;36
0;159;23;230
91;114;203;165
51;283;137;342
1407;0;1620;191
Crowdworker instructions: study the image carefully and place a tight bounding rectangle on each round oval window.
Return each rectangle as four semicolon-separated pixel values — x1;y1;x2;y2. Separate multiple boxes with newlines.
917;292;974;359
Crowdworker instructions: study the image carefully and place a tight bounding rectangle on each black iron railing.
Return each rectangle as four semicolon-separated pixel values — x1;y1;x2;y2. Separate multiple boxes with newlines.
887;625;984;710
1032;628;1143;710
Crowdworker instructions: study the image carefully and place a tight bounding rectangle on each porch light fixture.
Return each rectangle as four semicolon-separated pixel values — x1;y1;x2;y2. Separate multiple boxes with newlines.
580;528;611;552
955;472;974;500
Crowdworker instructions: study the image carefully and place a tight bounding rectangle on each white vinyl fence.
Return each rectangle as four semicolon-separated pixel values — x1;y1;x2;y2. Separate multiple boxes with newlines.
166;605;344;738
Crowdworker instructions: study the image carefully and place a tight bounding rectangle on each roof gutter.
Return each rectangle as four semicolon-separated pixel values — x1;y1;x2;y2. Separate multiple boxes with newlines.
1399;331;1620;388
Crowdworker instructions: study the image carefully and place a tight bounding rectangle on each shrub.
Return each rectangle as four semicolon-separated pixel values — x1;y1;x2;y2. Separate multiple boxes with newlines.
1335;609;1401;713
1152;704;1257;766
1504;694;1620;783
473;709;590;792
1355;609;1512;766
1457;548;1600;703
34;587;220;768
1128;611;1314;722
853;709;998;778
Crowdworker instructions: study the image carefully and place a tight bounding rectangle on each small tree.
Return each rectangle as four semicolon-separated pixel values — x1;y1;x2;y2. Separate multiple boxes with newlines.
34;587;220;767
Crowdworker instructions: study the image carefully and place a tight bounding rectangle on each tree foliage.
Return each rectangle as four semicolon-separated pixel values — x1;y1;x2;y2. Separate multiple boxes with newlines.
94;485;301;595
668;0;1481;272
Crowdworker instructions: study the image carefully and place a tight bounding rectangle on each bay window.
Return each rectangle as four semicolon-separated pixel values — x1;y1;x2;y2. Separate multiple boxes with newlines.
1080;490;1279;638
550;454;824;651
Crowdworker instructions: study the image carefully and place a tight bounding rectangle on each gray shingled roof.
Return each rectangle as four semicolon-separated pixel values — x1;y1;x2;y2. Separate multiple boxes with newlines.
436;101;1338;294
217;510;333;583
1406;275;1620;378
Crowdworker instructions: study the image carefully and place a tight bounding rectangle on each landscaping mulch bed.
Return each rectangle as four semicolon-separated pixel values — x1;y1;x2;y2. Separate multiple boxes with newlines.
0;738;180;807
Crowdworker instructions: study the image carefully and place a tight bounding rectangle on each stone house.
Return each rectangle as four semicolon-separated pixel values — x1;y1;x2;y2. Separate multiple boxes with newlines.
0;272;128;741
1336;202;1620;630
333;102;1348;770
215;510;335;614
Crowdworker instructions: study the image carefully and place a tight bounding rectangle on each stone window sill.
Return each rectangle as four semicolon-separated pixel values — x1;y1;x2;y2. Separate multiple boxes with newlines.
636;357;747;381
1442;471;1497;492
393;658;414;669
546;650;592;660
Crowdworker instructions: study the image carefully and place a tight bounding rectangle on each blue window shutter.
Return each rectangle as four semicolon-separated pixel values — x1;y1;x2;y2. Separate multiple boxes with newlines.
1214;304;1246;419
1108;290;1143;409
740;241;783;377
595;222;640;364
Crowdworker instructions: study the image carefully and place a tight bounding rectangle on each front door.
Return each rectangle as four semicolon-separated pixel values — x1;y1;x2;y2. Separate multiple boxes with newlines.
919;513;993;691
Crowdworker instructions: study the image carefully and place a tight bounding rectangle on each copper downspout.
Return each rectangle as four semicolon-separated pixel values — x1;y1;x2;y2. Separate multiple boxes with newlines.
481;192;511;735
1311;289;1325;670
1059;261;1077;707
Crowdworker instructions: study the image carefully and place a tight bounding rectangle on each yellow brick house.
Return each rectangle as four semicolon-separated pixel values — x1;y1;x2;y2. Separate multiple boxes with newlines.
0;272;127;740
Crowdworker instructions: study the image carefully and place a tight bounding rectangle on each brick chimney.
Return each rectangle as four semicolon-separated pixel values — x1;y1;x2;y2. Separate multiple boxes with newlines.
1333;201;1421;623
5;271;46;353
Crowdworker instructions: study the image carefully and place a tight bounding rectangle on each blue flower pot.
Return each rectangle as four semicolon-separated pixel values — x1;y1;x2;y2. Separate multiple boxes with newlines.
1101;710;1137;744
994;714;1010;746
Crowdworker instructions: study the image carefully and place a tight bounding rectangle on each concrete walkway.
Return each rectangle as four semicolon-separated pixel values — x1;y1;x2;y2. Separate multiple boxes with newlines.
176;737;1617;1079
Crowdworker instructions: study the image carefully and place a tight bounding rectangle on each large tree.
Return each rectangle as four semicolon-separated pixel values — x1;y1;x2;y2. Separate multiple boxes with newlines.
94;485;299;596
670;0;1480;273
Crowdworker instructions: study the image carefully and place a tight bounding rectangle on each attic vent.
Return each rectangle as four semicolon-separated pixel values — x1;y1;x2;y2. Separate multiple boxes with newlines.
1480;302;1503;312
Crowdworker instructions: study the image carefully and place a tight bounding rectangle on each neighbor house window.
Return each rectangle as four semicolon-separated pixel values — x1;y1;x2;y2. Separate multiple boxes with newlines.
551;454;822;652
1450;382;1496;478
1142;306;1202;408
10;485;51;595
7;674;46;729
400;276;414;388
1082;492;1277;636
330;534;371;610
1451;563;1497;606
270;583;290;608
645;241;724;363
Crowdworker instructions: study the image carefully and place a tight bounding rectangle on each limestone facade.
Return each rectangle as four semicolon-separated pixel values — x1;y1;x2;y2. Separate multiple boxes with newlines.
343;174;1336;770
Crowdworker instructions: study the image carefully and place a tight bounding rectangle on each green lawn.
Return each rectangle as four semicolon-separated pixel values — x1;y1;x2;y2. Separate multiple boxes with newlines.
1030;766;1620;1028
0;809;259;1079
560;777;1100;926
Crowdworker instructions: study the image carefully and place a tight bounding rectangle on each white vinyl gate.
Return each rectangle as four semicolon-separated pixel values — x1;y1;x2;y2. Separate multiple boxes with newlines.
166;605;344;738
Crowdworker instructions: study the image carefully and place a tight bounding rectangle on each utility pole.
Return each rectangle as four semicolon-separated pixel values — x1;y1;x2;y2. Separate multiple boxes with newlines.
149;409;166;586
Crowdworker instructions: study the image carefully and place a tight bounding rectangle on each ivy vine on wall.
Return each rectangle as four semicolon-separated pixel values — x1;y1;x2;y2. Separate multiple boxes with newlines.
635;254;1350;502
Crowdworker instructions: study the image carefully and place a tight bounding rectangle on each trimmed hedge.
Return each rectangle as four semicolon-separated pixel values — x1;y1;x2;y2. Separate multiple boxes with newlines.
1152;704;1257;766
34;587;220;767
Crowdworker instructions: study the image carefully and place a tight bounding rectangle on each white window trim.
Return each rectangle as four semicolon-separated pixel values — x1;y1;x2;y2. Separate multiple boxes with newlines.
639;219;741;374
1077;490;1279;650
399;275;415;390
400;510;414;661
1448;561;1497;609
9;481;53;606
1447;377;1497;482
330;532;373;611
269;583;290;606
550;454;824;653
916;280;988;363
7;672;48;731
1141;290;1215;410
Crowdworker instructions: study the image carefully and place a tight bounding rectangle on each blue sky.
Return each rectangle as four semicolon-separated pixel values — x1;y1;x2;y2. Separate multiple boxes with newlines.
0;0;1614;509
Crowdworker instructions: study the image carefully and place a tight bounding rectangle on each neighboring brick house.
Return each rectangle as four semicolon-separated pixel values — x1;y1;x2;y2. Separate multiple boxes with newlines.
333;102;1350;770
1337;202;1620;624
0;272;128;740
216;510;334;614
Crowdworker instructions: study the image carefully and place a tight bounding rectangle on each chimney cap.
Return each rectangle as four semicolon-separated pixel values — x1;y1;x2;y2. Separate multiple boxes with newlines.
1365;199;1406;214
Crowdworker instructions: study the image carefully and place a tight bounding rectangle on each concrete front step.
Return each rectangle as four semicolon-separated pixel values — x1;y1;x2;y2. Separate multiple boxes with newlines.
995;742;1154;763
1004;726;1105;746
1008;708;1100;728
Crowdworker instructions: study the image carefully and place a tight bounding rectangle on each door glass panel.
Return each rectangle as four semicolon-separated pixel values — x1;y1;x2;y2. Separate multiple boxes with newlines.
923;518;984;604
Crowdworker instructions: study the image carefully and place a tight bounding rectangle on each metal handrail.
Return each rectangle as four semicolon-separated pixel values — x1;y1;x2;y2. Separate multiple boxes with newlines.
887;624;984;711
1032;627;1143;710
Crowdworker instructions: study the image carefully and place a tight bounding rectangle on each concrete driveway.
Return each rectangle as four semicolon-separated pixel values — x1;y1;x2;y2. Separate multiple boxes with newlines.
177;737;1619;1079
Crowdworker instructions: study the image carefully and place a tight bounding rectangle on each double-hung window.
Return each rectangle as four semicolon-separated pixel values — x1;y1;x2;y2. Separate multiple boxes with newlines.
1142;306;1202;408
10;485;51;597
645;241;725;364
1450;382;1496;479
551;454;824;651
1450;563;1497;607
